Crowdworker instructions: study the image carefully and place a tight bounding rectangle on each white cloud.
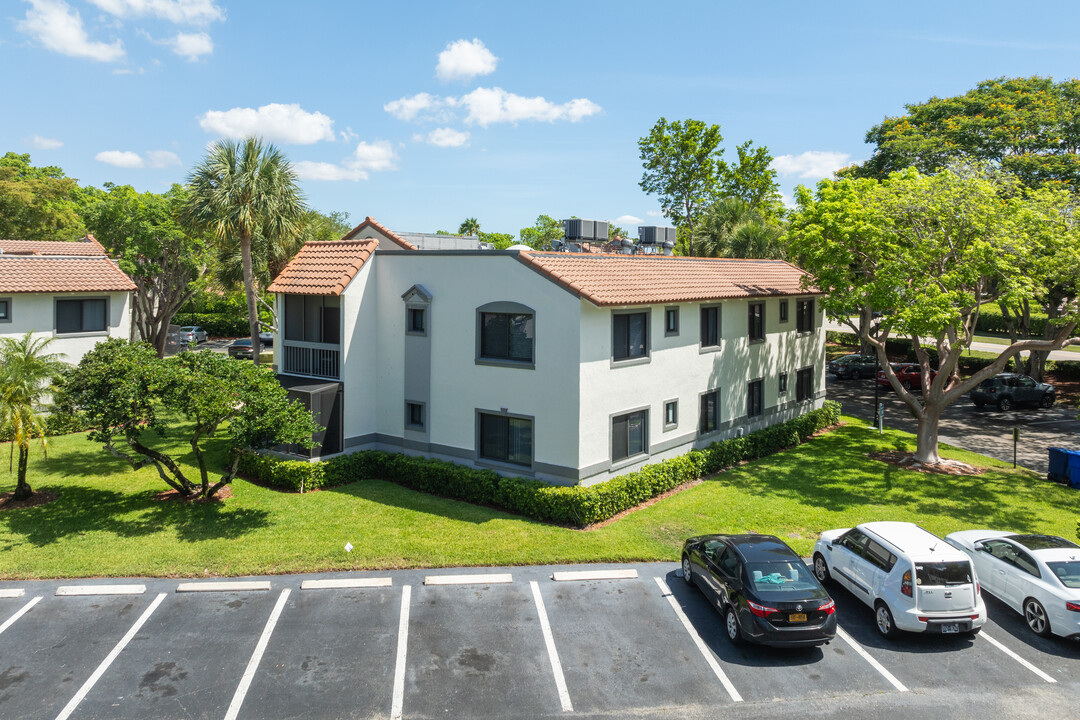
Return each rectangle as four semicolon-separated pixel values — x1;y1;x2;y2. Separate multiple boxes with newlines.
197;103;335;144
612;215;642;226
646;210;664;217
294;141;398;182
95;150;144;168
422;128;470;147
459;87;601;127
383;92;451;122
88;0;224;24
25;134;63;150
168;31;212;60
18;0;125;62
436;38;497;81
145;150;181;168
771;151;852;179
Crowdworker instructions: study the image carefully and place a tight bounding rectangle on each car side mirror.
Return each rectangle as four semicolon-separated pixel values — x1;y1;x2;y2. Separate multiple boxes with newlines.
973;541;985;552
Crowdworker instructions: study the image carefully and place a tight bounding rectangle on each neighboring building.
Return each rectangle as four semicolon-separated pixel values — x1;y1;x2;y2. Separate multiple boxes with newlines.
268;217;825;486
0;236;135;364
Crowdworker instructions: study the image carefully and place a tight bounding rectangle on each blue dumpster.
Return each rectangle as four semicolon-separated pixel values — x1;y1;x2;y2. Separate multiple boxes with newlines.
1070;453;1080;489
1048;447;1070;483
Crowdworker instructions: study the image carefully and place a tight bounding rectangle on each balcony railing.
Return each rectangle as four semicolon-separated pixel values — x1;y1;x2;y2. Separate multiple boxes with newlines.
282;340;340;380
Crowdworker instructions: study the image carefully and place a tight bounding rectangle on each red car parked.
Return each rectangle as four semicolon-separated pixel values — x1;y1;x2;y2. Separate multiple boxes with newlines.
877;363;936;393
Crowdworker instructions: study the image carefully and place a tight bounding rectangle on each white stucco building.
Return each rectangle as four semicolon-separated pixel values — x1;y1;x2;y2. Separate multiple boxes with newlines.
0;237;134;364
268;218;825;485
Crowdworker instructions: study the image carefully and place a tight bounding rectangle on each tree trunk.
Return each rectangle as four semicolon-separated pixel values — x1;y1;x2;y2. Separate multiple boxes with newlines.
1028;349;1049;383
859;305;875;356
240;230;262;367
913;403;944;465
13;444;32;501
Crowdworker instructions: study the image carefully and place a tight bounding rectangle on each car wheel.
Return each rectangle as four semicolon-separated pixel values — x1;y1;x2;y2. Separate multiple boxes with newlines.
875;601;900;640
681;555;693;585
1039;393;1055;409
901;380;913;392
997;396;1013;412
725;605;743;645
813;553;831;584
851;369;862;380
1024;598;1052;637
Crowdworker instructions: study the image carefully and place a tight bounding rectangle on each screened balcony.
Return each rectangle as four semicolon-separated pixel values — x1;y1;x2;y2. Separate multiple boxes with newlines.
282;294;341;380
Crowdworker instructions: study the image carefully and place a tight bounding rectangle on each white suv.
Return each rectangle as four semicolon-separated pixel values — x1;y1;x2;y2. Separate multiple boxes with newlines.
813;521;987;638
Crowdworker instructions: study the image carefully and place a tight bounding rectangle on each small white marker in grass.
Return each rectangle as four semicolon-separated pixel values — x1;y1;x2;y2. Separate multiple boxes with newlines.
345;542;354;552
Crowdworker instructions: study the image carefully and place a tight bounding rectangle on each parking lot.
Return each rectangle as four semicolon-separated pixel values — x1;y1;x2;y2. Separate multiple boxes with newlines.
2;563;1078;720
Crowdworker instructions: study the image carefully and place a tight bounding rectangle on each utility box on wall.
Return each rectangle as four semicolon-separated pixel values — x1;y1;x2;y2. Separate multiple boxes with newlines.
276;375;343;458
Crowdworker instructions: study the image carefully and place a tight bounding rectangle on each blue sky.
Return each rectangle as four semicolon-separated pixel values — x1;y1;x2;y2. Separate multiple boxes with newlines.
4;0;1080;237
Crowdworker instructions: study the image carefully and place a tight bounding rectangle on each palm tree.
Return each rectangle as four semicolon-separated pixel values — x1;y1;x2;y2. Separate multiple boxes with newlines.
184;137;307;365
697;196;786;260
0;333;65;501
458;217;481;236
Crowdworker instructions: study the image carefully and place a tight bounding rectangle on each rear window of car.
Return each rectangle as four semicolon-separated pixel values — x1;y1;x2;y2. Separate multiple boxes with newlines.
180;326;195;332
745;561;819;592
1047;561;1080;589
915;561;972;586
1010;535;1080;551
978;378;1003;388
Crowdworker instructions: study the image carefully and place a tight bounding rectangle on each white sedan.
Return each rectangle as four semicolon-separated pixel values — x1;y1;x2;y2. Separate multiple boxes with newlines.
945;530;1080;639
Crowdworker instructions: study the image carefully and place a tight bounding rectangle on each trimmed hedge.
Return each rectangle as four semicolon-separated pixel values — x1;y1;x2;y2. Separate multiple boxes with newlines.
177;313;251;338
237;401;842;528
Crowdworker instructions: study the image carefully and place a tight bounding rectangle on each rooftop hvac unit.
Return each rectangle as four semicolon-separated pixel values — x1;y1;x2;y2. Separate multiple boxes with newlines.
638;226;676;245
562;218;608;241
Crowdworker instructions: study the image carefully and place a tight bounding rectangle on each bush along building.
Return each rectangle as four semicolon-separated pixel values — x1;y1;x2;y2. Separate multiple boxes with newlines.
267;216;825;486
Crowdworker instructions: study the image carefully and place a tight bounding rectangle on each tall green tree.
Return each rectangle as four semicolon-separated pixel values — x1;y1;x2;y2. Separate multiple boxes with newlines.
787;167;1080;466
717;140;783;217
0;333;66;500
83;184;209;357
519;214;564;249
458;217;481;236
638;118;724;256
184;137;307;365
696;196;786;260
0;152;86;241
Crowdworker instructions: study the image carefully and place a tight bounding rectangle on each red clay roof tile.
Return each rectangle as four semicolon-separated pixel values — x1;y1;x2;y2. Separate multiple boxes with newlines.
340;216;418;251
267;239;378;295
0;236;108;256
0;256;136;293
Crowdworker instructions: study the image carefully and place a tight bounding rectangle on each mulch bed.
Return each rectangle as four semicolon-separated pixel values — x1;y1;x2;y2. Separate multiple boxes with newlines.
870;450;985;476
152;484;234;503
0;490;59;511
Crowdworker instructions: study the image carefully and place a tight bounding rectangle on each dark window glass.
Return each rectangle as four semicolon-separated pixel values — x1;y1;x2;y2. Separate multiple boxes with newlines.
665;307;679;335
914;561;973;586
779;373;788;394
481;313;534;362
864;540;896;571
839;529;869;556
0;299;8;320
1011;535;1080;551
613;312;648;360
478;413;532;466
717;547;740;577
284;295;304;341
612;410;647;461
747;380;763;417
796;367;814;402
407;403;424;428
748;303;764;341
407;307;425;333
664;400;678;426
322;303;340;344
699;390;719;434
779;299;789;323
56;298;106;334
1046;561;1080;588
700;306;720;347
796;299;815;333
288;296;340;344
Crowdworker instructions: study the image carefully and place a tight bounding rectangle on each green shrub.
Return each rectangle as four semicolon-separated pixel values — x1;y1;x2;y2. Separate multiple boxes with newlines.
237;401;842;527
177;313;251;337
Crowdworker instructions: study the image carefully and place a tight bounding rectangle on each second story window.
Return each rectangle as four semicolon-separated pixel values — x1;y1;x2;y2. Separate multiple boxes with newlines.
480;312;534;363
407;307;426;334
748;302;764;342
701;305;721;348
664;307;679;336
56;298;106;334
796;298;815;334
779;299;789;323
613;311;648;361
285;295;340;344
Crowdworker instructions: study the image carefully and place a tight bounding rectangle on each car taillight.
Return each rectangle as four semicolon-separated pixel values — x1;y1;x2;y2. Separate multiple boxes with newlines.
976;580;980;596
1066;601;1080;612
901;570;913;597
747;599;778;618
819;598;836;615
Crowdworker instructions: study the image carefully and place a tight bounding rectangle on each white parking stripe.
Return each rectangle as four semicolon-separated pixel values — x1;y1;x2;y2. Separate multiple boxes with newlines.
53;592;168;720
980;632;1057;684
223;588;292;720
551;569;637;582
834;627;908;692
529;581;573;712
390;585;412;720
0;595;42;635
423;573;513;585
654;577;742;703
0;588;25;599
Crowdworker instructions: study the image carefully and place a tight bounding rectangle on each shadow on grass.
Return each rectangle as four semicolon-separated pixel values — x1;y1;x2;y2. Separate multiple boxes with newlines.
712;425;1080;532
323;477;535;526
0;484;271;548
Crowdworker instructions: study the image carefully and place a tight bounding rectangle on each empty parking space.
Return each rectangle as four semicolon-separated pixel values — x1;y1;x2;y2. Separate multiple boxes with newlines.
235;584;401;720
0;594;160;720
971;594;1080;687
403;580;558;718
68;589;281;720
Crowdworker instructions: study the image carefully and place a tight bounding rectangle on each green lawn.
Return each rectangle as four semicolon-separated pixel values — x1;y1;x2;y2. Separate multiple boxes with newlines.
2;417;1078;579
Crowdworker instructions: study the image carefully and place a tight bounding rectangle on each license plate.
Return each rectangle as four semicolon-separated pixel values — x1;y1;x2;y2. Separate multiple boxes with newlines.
941;623;960;634
789;613;807;623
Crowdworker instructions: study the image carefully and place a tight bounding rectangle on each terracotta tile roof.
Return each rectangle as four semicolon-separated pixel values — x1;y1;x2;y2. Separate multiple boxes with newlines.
268;239;378;295
0;256;137;293
0;235;108;256
340;216;418;251
516;252;818;306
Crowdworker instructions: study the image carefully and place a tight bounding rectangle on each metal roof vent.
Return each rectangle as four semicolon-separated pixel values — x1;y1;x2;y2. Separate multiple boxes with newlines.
562;218;608;242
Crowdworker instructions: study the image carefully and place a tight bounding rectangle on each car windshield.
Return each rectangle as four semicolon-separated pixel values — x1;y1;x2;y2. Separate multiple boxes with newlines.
1010;535;1080;551
1046;561;1080;589
915;561;972;586
180;326;195;332
744;561;819;592
978;378;1004;388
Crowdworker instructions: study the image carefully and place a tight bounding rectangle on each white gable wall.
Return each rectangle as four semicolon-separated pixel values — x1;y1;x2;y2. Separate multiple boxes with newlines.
0;291;131;365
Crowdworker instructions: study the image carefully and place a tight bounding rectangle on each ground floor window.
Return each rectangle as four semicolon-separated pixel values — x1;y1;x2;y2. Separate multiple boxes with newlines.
406;402;425;429
478;413;532;467
700;390;720;434
664;399;678;427
779;372;788;395
748;379;763;417
612;409;647;462
796;367;814;402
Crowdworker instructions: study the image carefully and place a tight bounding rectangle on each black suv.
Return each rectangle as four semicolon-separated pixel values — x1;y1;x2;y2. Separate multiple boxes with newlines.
827;354;878;380
970;373;1055;411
